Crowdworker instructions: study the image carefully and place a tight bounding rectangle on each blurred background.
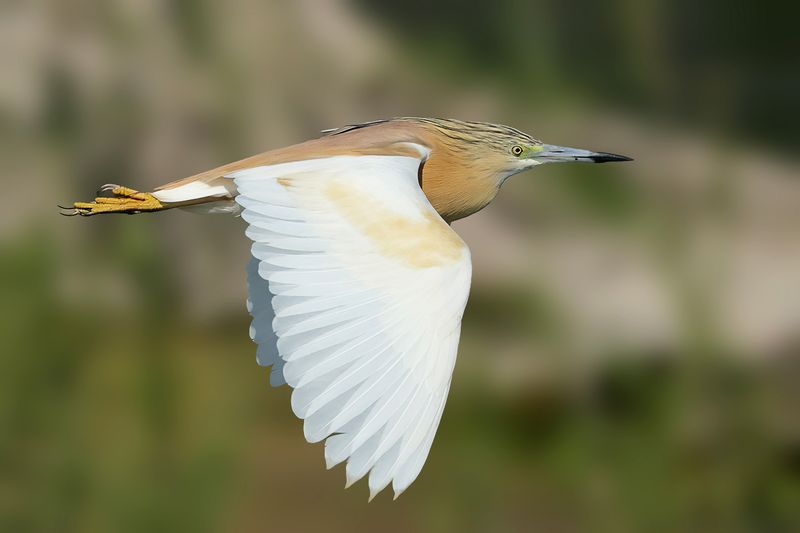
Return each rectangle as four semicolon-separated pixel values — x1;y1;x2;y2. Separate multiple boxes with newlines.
2;0;799;531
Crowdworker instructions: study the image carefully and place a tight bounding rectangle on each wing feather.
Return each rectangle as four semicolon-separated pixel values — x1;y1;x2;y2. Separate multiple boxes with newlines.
232;151;471;498
245;257;285;386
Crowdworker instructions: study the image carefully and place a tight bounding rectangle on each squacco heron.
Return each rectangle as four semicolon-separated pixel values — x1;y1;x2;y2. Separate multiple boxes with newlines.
64;117;631;500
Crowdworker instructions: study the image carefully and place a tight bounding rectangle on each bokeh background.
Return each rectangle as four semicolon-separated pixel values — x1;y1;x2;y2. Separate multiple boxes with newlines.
2;0;799;531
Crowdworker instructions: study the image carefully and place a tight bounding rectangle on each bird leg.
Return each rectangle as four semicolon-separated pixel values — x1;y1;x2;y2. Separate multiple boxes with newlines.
62;185;166;216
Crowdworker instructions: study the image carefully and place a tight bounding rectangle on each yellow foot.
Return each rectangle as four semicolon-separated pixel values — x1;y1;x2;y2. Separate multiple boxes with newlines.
61;185;165;216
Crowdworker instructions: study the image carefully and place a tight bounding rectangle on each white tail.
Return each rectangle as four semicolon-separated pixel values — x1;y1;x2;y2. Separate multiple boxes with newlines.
152;178;240;214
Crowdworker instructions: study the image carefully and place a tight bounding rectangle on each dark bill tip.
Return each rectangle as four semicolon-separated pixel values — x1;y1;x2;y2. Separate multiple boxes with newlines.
588;152;633;163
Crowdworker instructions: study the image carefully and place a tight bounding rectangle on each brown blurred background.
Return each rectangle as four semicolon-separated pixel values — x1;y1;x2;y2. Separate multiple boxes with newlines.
1;0;799;531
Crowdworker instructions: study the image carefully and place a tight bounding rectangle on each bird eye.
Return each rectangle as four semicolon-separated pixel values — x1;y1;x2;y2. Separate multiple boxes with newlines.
511;145;524;156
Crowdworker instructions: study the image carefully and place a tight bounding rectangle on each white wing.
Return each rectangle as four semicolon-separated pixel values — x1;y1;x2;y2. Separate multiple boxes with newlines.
230;150;472;499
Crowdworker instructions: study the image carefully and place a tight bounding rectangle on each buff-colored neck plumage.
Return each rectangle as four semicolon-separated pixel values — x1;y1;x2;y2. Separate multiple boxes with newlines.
312;118;520;221
411;121;512;222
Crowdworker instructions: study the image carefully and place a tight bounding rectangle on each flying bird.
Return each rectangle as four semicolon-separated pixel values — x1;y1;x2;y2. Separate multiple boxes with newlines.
64;117;631;500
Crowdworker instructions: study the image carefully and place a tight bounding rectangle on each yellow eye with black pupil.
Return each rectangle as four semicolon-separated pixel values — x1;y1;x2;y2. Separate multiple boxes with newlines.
511;145;523;156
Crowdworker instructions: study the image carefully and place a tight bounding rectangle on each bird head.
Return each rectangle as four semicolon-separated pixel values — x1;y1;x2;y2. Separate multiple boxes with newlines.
414;118;632;184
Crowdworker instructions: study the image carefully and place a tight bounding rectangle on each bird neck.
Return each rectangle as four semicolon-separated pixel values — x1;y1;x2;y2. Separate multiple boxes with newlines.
419;140;506;223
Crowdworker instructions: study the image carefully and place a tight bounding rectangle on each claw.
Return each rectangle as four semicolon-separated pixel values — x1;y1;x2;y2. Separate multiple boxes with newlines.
58;205;80;216
97;183;119;195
